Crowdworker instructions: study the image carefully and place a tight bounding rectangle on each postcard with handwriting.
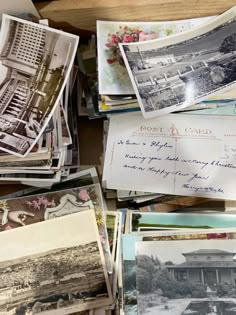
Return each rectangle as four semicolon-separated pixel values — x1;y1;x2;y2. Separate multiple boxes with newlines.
103;112;236;200
119;6;236;118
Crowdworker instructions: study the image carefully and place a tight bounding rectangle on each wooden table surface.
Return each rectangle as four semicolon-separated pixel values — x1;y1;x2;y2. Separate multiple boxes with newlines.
35;0;236;32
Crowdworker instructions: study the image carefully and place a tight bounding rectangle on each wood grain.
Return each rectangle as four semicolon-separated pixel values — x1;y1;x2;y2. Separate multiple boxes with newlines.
35;0;236;32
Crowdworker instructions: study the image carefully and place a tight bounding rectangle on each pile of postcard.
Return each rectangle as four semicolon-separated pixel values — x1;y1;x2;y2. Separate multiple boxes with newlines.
0;167;121;315
96;15;236;116
101;7;236;203
119;209;236;315
0;13;82;187
99;6;236;315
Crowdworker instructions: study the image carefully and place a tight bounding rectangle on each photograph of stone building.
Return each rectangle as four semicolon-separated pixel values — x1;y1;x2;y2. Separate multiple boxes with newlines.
135;239;236;315
120;10;236;117
0;14;78;156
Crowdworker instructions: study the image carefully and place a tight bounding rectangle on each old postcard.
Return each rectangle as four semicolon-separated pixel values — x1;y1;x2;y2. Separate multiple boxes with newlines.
0;183;112;273
0;211;112;314
135;238;236;315
103;112;236;200
97;17;212;95
122;230;236;315
0;14;79;156
130;212;236;233
119;6;236;117
0;0;40;23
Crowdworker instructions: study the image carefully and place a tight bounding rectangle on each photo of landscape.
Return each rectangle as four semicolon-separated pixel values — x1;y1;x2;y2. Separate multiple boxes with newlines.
0;210;112;315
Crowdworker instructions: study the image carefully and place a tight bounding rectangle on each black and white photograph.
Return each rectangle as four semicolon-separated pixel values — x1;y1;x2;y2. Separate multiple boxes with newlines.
0;14;78;156
0;210;113;315
119;7;236;118
135;239;236;315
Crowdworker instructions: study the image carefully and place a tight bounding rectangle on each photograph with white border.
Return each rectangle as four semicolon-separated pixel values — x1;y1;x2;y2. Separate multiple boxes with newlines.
0;14;79;156
0;211;113;315
135;238;236;315
119;6;236;118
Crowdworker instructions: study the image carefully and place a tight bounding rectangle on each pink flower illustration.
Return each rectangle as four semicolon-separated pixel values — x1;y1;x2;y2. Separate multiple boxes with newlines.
79;189;90;202
25;196;56;210
105;25;158;66
123;34;134;43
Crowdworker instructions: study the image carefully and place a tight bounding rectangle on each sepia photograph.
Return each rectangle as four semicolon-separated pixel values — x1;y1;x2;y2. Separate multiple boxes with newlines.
135;238;236;315
0;211;113;315
0;14;78;156
120;7;236;118
0;183;112;273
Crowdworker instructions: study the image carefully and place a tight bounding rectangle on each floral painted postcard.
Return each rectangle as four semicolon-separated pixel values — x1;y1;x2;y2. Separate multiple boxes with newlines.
97;17;212;95
0;183;112;273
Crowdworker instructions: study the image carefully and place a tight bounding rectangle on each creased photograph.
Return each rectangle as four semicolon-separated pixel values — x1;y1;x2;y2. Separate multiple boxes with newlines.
120;7;236;118
0;14;79;156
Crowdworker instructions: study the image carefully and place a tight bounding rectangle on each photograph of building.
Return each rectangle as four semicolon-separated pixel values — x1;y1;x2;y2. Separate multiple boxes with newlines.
121;13;236;117
0;14;78;156
167;249;236;287
135;239;236;315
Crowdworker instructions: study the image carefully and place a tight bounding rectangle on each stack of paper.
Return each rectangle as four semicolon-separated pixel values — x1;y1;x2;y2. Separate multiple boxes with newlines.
96;17;231;115
0;167;122;315
0;14;80;187
119;210;236;315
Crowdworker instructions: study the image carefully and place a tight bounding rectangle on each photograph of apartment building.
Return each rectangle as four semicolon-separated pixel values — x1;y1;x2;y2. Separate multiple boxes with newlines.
0;14;78;156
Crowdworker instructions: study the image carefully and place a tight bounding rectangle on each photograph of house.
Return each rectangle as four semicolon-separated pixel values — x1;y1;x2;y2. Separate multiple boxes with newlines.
0;14;78;156
135;239;236;315
167;249;236;287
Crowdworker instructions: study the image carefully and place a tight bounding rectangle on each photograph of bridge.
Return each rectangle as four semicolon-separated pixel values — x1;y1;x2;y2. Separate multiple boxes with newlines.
121;12;236;117
0;14;78;156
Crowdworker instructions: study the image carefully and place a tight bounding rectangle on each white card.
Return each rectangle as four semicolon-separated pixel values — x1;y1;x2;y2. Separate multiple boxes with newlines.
103;112;236;200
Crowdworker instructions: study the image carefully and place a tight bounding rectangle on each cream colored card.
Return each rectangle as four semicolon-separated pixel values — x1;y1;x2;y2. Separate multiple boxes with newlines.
103;112;236;200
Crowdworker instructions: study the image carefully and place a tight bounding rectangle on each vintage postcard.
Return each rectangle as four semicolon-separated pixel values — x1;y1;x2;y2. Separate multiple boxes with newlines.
0;183;112;273
135;237;236;315
0;211;113;315
106;211;119;262
130;212;236;233
119;7;236;117
103;112;236;200
97;17;212;95
122;230;236;315
0;0;40;23
0;14;79;156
